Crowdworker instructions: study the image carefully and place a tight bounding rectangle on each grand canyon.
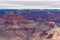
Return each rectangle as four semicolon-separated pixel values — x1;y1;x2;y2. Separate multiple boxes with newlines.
0;9;60;40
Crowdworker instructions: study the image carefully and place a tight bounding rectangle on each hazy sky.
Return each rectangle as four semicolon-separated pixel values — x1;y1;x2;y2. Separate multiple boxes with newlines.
0;0;60;9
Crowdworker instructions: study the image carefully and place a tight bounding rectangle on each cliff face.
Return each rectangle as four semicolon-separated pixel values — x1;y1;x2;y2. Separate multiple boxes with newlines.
0;13;60;40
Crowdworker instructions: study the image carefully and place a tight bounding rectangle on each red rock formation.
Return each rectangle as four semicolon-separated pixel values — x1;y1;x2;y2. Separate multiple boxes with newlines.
0;13;34;25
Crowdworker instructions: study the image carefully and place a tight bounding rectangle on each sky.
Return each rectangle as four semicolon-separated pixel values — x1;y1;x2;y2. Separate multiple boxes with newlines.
0;0;60;9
